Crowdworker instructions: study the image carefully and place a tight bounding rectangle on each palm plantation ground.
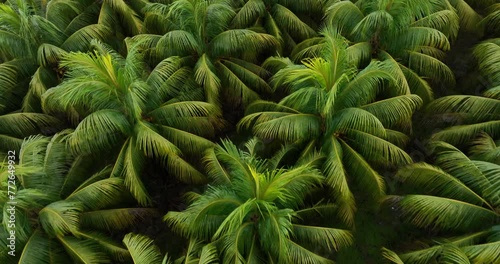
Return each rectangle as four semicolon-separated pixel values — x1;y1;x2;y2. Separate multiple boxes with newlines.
0;0;499;263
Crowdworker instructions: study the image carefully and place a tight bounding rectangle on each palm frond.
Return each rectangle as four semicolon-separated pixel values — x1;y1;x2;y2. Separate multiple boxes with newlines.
58;236;111;264
339;139;386;203
381;247;404;264
272;4;316;40
17;229;53;264
292;224;352;251
462;241;500;263
194;54;221;105
431;121;500;146
0;113;62;137
123;233;163;264
101;0;144;35
395;163;491;207
156;30;199;57
343;129;413;168
440;244;471;264
426;95;500;123
391;195;497;231
231;0;266;28
65;178;127;211
60;24;111;51
411;9;459;39
329;108;387;137
39;201;83;237
252;113;321;142
399;63;434;104
325;1;364;38
111;138;151;206
209;30;278;58
286;240;335;264
408;50;455;86
76;230;131;263
69;110;130;155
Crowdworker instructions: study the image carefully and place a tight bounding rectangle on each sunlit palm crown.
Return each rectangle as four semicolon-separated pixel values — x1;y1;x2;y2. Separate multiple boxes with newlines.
295;0;467;103
0;0;144;115
383;140;500;264
0;0;149;155
138;0;279;107
165;139;353;263
41;40;223;206
0;133;156;263
239;31;420;224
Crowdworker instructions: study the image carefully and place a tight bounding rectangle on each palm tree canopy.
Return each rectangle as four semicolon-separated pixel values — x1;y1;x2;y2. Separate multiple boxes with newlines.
165;139;352;263
427;38;500;146
139;0;279;107
0;133;157;264
239;30;418;224
384;140;500;264
42;40;223;205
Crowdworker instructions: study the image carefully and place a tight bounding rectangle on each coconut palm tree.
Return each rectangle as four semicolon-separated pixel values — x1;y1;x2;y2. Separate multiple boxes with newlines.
165;139;353;263
0;133;157;263
0;0;147;154
383;141;500;263
239;30;418;224
427;38;500;146
0;0;113;114
139;0;279;107
41;40;223;206
230;0;323;55
294;0;461;104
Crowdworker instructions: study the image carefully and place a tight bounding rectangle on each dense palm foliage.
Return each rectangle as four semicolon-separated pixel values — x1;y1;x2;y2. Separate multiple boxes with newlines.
0;0;499;263
383;141;500;263
231;0;323;55
427;38;500;145
240;31;419;224
140;0;278;107
315;0;461;104
166;139;352;262
42;40;222;205
0;133;156;263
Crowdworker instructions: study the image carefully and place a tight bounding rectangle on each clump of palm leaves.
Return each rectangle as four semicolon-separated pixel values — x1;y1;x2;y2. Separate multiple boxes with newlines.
41;39;223;205
240;29;419;224
165;139;353;263
427;38;500;146
0;0;500;263
139;0;279;107
0;132;157;263
383;139;500;263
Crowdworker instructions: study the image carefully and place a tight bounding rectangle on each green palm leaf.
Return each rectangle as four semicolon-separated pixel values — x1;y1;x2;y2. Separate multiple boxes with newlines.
39;201;83;237
58;236;111;264
123;233;163;264
392;195;497;230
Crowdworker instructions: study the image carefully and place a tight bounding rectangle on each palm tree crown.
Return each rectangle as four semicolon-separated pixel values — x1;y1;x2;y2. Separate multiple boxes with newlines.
139;0;279;107
0;133;156;263
165;139;353;263
299;0;462;103
42;40;222;205
240;30;419;224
